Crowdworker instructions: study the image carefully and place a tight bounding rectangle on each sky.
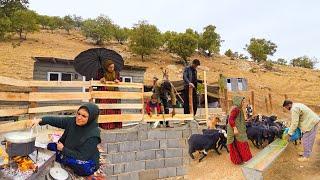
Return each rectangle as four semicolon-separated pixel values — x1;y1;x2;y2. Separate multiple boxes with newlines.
29;0;320;68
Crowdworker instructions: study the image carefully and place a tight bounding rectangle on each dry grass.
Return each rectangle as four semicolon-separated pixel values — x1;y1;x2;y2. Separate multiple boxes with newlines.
0;30;320;118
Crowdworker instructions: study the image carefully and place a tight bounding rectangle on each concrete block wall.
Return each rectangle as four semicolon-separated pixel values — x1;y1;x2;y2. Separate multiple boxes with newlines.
101;122;201;180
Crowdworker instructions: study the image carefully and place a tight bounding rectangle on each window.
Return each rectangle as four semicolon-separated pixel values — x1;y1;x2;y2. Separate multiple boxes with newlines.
47;72;73;81
237;78;243;91
120;76;133;83
226;78;232;91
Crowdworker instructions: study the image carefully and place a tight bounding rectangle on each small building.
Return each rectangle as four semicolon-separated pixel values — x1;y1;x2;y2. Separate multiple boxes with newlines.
225;77;248;92
32;57;147;107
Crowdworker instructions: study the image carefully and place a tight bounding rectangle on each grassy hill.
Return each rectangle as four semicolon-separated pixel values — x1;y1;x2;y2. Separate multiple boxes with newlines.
1;30;319;117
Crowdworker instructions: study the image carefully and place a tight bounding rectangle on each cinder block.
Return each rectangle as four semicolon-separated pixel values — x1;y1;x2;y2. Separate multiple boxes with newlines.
182;148;189;157
145;159;165;169
165;148;183;158
119;141;140;152
176;166;187;176
165;157;183;167
139;169;159;180
160;139;167;149
148;130;166;139
166;130;182;139
191;129;201;135
111;152;136;164
105;164;113;176
116;133;128;142
106;175;118;180
159;167;177;178
113;164;125;175
102;132;117;143
182;129;191;138
140;140;160;150
136;150;156;161
183;157;191;165
107;143;119;153
124;161;146;173
138;131;148;140
156;149;165;159
167;139;186;148
118;172;139;180
127;131;139;141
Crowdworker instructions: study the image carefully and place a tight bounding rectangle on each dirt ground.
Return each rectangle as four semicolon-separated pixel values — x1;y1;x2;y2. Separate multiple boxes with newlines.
186;133;320;180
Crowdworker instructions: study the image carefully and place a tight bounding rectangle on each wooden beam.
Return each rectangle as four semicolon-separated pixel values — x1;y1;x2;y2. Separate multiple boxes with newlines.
189;86;194;115
0;120;32;134
204;71;209;123
98;104;143;109
143;114;194;122
28;81;90;88
92;91;143;100
0;76;29;87
90;81;143;89
29;92;91;102
28;105;79;113
0;108;28;117
98;114;143;123
0;92;29;101
251;91;255;115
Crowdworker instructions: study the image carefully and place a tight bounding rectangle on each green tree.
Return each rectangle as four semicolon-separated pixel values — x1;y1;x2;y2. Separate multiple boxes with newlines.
81;15;114;45
47;16;63;33
62;15;74;34
113;25;129;44
290;56;317;69
0;15;11;40
72;14;83;28
162;30;178;51
245;38;277;62
198;25;221;56
11;9;38;40
37;14;51;29
129;21;162;61
167;32;198;64
275;58;287;65
225;49;233;57
0;0;29;17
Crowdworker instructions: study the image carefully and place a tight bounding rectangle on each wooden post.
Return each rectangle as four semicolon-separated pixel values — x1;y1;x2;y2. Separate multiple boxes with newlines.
268;93;273;112
265;97;269;114
284;94;288;100
29;87;38;120
204;71;209;123
224;90;229;113
189;86;194;115
251;91;255;115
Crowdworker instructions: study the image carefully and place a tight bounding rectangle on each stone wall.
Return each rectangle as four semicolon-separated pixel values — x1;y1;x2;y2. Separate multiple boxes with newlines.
101;122;201;180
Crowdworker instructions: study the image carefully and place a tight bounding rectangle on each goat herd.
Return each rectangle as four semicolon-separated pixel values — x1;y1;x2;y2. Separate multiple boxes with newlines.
188;115;300;162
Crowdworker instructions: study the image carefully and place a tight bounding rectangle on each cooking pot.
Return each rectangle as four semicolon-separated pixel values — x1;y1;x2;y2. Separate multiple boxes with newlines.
1;131;36;157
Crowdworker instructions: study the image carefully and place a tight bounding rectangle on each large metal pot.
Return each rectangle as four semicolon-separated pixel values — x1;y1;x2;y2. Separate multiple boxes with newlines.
1;131;36;157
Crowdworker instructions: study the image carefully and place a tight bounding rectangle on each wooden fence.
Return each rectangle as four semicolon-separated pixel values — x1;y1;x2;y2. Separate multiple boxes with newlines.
0;76;194;133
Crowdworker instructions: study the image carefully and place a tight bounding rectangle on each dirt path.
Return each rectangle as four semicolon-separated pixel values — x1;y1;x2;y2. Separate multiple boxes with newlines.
187;133;320;180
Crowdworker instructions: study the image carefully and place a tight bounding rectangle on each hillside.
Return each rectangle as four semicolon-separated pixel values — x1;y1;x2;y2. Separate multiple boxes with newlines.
1;31;320;117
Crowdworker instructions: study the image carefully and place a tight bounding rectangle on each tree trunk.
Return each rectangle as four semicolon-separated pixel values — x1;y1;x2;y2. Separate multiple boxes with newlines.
141;54;144;61
19;30;23;40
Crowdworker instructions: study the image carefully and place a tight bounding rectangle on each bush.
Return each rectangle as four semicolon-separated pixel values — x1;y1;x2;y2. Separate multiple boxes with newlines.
264;61;274;70
290;56;317;69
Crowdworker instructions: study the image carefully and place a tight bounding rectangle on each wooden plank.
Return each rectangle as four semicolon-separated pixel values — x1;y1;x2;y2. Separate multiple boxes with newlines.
98;114;143;123
0;92;29;101
29;92;91;101
28;105;79;113
189;86;194;115
0;108;28;117
28;81;90;88
143;114;194;122
0;120;32;134
0;76;29;87
92;91;143;100
90;81;143;89
97;104;143;109
29;87;38;119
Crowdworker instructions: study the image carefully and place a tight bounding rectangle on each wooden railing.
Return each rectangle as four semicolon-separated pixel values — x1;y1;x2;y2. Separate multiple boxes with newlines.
0;76;193;127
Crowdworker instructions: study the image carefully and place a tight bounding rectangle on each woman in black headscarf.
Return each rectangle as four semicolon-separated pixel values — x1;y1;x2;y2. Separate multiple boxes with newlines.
31;103;101;176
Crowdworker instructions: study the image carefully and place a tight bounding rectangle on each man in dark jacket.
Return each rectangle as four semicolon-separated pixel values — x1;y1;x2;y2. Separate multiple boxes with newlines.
183;59;203;115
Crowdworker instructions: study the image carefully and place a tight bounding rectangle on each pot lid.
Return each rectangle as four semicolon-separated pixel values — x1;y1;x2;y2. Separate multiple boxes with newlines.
49;167;69;180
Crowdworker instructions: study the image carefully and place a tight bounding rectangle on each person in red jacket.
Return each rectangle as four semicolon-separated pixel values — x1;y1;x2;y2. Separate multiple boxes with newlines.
146;94;161;117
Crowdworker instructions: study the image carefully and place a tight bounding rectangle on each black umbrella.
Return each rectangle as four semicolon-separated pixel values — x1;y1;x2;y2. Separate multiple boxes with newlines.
74;48;124;79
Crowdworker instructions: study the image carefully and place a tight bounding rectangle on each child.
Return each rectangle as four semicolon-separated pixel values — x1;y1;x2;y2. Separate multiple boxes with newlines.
146;94;161;117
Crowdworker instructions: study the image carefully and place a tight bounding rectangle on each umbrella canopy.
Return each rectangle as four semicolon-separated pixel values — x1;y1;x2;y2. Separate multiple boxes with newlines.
74;48;124;79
